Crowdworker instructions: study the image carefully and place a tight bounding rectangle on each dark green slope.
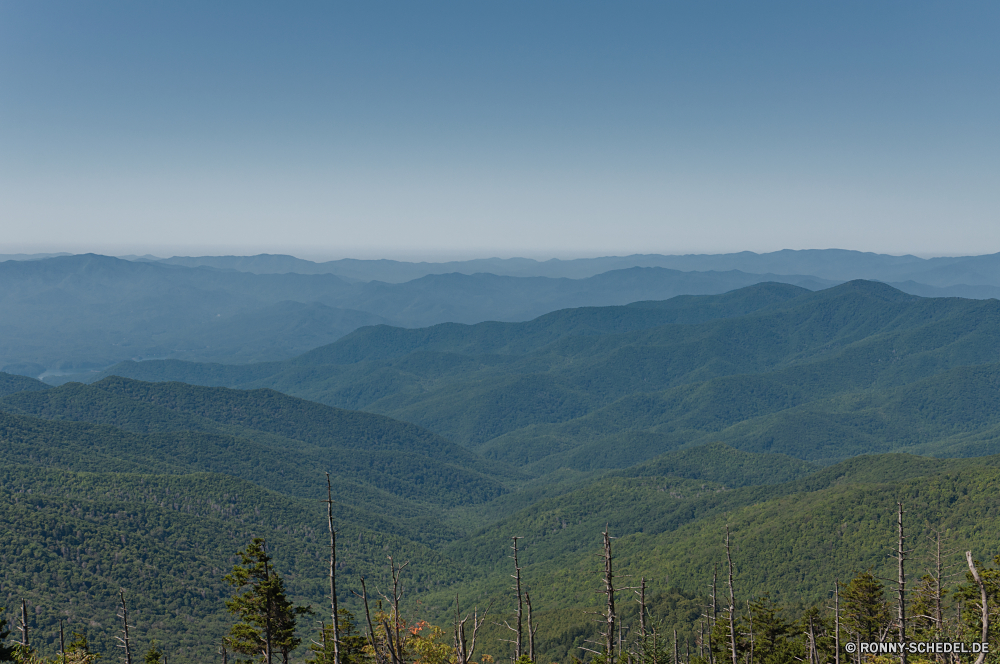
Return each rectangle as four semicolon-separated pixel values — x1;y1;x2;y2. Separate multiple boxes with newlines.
88;376;500;472
0;371;49;398
695;362;1000;461
620;442;817;486
2;374;522;486
1;380;241;436
0;408;505;510
486;361;1000;470
0;466;474;662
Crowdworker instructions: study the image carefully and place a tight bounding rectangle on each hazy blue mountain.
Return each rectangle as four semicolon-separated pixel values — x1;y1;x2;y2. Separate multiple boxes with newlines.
0;252;73;261
149;249;1000;289
0;254;833;377
8;251;1000;381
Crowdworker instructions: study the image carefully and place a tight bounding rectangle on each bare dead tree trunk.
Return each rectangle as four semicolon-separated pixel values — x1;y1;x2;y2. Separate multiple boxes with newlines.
965;552;989;664
708;565;718;664
699;621;704;660
807;614;817;664
525;591;537;662
356;576;387;664
638;578;648;638
745;600;754;664
725;526;737;664
378;556;410;664
897;503;907;664
673;629;678;664
391;562;404;664
264;549;274;664
117;588;134;664
17;598;28;653
619;610;625;661
455;596;494;664
326;473;341;664
834;581;841;664
507;536;524;660
603;526;618;664
60;618;67;664
934;531;943;636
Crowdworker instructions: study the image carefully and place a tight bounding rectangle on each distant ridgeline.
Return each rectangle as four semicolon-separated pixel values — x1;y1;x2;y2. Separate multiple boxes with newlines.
7;249;1000;375
2;279;1000;662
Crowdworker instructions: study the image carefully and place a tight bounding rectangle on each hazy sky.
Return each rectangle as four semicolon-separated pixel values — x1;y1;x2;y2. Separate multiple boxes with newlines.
1;1;998;259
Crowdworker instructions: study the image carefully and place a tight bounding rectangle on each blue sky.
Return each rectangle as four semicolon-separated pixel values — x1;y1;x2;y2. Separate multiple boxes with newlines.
1;1;997;259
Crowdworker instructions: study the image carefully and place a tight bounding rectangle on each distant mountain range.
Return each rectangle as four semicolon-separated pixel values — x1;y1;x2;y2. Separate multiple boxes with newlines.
89;280;1000;468
142;249;1000;288
3;250;1000;378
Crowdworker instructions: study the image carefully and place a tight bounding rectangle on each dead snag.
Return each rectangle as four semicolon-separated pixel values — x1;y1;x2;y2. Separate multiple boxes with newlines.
525;591;537;662
325;473;341;664
965;552;989;664
502;536;525;660
725;526;737;664
454;596;494;664
896;503;908;664
117;588;134;664
603;526;618;664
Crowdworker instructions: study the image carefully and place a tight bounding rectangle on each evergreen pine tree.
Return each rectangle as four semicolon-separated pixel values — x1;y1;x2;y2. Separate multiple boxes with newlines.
225;537;312;664
0;608;14;663
143;640;164;664
843;571;891;643
65;632;101;664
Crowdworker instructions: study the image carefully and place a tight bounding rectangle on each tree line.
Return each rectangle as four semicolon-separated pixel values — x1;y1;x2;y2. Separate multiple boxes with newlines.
4;484;998;664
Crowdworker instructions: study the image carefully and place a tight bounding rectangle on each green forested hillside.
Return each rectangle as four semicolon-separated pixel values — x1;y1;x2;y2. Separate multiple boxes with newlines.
0;373;48;398
0;386;509;511
428;453;1000;662
0;466;474;662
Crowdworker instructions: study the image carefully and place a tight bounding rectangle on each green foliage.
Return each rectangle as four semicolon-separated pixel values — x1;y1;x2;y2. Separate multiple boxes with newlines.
305;610;369;664
0;382;509;509
0;608;13;662
143;640;163;664
620;443;817;487
0;374;48;399
65;631;98;659
0;464;473;662
224;538;312;663
841;572;891;642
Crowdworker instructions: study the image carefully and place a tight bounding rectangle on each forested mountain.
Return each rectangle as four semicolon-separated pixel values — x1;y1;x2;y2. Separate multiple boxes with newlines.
0;378;513;510
3;429;999;662
5;279;1000;662
96;281;1000;468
